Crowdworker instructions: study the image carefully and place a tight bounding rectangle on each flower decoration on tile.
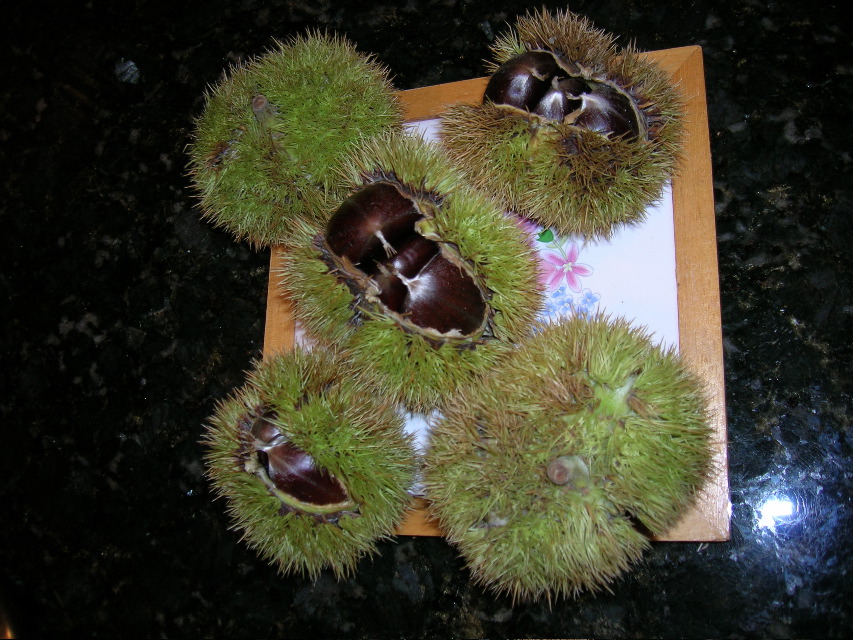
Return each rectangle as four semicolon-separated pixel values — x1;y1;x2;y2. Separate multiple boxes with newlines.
545;285;574;320
528;225;602;322
536;229;593;288
575;289;602;317
513;215;542;248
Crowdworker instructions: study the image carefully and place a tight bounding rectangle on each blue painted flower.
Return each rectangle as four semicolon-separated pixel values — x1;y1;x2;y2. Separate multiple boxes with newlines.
545;285;574;320
575;289;601;317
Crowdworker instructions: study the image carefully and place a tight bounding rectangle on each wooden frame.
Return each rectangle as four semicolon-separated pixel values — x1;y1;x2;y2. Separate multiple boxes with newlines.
263;45;730;541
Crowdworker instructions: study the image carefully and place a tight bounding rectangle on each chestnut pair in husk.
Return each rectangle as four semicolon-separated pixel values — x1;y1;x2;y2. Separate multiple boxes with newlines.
324;181;489;340
279;132;542;412
440;8;684;238
484;50;644;141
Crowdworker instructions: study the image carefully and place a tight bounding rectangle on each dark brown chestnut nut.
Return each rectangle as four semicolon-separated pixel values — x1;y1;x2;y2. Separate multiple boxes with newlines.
484;50;644;141
324;181;423;270
323;181;490;340
247;408;354;514
482;50;559;111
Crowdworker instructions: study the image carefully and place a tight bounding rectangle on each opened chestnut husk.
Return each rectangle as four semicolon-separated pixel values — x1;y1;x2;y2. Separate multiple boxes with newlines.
202;348;416;579
278;131;543;412
440;8;685;238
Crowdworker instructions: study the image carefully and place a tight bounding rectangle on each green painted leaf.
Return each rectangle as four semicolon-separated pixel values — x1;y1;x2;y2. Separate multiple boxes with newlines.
537;228;554;243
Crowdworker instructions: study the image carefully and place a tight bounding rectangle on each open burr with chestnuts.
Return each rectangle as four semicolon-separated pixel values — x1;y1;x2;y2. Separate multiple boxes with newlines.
278;131;543;413
440;8;684;238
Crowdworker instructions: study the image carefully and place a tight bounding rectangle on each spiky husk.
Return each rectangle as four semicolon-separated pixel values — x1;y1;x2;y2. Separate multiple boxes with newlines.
278;131;543;412
424;315;713;601
440;8;684;239
202;348;416;580
186;31;403;247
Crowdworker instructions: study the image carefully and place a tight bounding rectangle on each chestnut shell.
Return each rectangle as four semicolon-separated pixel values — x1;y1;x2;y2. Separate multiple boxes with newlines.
484;50;644;140
249;410;351;508
241;408;355;515
324;181;489;338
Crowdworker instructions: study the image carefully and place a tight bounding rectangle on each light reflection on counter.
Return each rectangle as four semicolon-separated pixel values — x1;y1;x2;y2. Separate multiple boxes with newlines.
757;494;796;530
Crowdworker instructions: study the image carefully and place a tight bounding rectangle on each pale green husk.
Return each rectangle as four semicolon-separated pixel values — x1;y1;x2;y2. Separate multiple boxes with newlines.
202;348;416;580
187;31;403;247
440;8;684;239
424;315;713;602
278;131;543;412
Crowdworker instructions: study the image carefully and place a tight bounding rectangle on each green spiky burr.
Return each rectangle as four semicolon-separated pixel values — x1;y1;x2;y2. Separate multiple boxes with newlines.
424;315;713;602
202;347;417;580
186;31;403;247
277;131;543;413
439;8;684;239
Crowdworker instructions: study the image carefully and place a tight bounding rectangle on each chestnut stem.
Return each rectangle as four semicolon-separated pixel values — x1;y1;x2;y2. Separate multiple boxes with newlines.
546;455;590;489
252;93;275;127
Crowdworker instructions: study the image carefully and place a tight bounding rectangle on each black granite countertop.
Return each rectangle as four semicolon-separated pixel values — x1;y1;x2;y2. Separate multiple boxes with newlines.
2;0;851;637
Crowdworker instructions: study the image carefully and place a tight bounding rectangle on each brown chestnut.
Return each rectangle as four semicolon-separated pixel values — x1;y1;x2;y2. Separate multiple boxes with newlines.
325;182;422;270
401;250;488;336
324;181;488;338
484;50;558;110
571;84;639;139
248;408;352;510
371;235;439;312
483;50;643;141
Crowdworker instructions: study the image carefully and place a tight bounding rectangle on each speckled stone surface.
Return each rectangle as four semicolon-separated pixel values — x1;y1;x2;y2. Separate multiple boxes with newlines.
1;0;851;637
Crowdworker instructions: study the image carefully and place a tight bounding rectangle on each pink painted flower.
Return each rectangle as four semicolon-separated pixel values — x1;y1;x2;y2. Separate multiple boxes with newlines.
540;242;593;292
511;214;541;249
